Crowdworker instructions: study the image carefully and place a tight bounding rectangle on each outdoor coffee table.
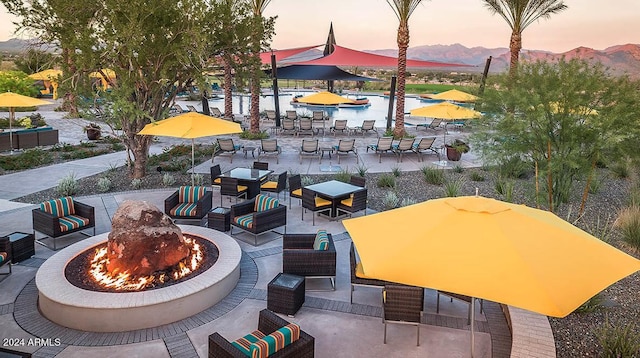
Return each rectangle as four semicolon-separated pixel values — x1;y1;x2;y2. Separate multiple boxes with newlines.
267;273;305;316
242;146;256;158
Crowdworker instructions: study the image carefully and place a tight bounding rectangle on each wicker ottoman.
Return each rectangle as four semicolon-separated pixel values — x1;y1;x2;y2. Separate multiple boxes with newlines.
267;273;305;316
5;232;35;263
207;207;230;232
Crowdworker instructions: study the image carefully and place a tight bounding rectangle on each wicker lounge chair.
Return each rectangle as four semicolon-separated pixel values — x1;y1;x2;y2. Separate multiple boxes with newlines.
230;194;287;245
350;242;387;303
208;309;315;358
32;197;96;250
282;232;337;290
383;284;424;346
366;137;394;163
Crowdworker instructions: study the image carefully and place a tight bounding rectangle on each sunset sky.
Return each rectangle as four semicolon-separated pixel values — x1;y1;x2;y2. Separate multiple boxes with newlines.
1;0;638;53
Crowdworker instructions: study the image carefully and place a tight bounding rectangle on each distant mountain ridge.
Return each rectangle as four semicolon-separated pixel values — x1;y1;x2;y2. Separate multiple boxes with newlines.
368;43;640;77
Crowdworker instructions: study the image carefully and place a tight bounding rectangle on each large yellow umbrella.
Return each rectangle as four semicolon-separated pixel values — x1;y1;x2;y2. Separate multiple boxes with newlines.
344;195;640;356
0;92;52;152
295;91;354;105
88;69;116;91
410;102;481;147
28;69;62;100
138;112;242;184
427;89;479;103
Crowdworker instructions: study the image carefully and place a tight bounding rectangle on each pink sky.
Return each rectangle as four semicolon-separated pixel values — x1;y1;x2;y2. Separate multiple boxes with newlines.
1;0;638;53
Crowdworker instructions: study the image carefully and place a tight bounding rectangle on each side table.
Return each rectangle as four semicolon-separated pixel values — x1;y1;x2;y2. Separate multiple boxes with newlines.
267;273;305;316
243;146;256;158
5;232;35;263
207;207;231;232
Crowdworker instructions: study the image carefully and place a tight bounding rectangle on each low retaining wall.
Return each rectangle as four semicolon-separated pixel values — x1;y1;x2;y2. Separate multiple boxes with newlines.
506;306;556;358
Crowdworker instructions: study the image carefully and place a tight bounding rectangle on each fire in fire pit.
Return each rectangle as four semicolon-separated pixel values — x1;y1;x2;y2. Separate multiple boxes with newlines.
64;200;219;292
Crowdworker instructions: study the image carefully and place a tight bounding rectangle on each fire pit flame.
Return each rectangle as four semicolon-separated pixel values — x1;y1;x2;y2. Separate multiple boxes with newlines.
89;236;203;291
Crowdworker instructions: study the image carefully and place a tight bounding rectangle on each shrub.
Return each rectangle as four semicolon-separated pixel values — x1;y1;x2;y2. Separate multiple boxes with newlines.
0;148;52;170
596;317;640;358
239;130;269;140
111;142;126;151
444;177;465;197
610;161;630;179
334;168;352;183
130;178;143;189
97;177;112;192
400;198;417;207
391;166;401;177
191;174;204;186
588;172;602;194
301;175;314;186
470;171;485;182
356;164;368;177
574;293;604;313
162;173;176;187
499;157;532;179
614;206;640;252
421;166;445;185
377;173;396;188
57;173;78;196
382;191;400;210
452;165;464;173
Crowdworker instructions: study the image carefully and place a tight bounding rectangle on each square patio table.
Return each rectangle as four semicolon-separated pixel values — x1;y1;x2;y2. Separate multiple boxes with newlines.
219;167;272;199
305;180;365;219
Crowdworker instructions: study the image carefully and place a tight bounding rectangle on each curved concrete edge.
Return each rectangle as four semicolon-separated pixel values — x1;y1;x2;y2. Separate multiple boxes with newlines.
36;225;241;332
506;306;556;358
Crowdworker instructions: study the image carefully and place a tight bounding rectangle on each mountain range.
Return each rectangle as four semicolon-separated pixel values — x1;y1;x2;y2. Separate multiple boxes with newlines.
369;43;640;77
2;38;639;77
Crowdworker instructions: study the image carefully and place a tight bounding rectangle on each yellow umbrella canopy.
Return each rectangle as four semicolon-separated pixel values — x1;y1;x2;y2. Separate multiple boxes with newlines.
343;195;640;318
138;112;243;184
295;91;354;105
428;89;479;103
410;102;481;120
0;92;52;151
28;69;62;99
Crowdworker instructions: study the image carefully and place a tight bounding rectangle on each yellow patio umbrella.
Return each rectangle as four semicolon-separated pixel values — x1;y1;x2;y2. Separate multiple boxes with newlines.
137;112;242;184
28;69;62;100
88;69;116;91
410;102;482;147
0;92;52;152
344;195;640;356
427;89;479;103
295;91;354;105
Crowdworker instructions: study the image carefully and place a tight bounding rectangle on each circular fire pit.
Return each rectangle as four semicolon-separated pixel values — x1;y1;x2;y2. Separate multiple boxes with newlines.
36;225;241;332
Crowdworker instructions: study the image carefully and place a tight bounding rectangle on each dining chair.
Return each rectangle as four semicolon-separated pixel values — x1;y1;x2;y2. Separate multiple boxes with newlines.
288;174;303;208
210;164;222;189
301;187;331;226
252;161;269;170
219;177;248;206
382;284;424;346
261;171;287;200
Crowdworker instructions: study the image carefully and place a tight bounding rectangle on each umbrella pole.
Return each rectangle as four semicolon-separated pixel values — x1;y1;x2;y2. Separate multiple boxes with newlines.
9;107;14;153
191;139;195;186
470;297;475;358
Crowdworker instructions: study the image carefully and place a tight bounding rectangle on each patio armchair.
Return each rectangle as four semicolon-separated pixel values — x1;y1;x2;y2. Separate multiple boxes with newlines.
0;237;11;276
32;197;96;250
282;231;337;290
214;138;243;163
297;118;314;136
301;188;331;226
349;175;366;188
329;119;349;136
393;138;417;163
280;119;298;136
261;171;287;200
351;119;378;137
230;194;287;245
299;139;321;164
332;139;358;164
383;284;424;346
412;137;439;162
208;309;315;358
336;188;367;218
210;164;222;189
288;174;303;208
350;242;388;304
258;139;281;164
220;177;248;207
366;137;394;163
164;186;212;223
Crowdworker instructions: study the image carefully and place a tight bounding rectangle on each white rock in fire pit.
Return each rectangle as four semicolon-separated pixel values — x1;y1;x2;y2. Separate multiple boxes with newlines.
107;200;190;276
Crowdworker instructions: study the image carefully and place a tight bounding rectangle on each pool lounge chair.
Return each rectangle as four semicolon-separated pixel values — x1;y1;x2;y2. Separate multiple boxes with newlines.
333;138;358;164
214;138;243;163
412;137;439;162
366;137;394;163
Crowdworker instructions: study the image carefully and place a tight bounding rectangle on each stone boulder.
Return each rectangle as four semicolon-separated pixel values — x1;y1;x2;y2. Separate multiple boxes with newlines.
107;200;190;276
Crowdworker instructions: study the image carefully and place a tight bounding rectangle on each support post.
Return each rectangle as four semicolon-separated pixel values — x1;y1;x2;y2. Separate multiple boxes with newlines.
271;53;281;127
386;76;397;131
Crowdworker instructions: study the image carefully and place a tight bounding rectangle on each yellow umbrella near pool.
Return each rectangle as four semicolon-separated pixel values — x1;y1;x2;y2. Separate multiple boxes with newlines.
0;92;52;152
343;195;640;356
427;89;479;103
295;91;354;105
138;112;243;184
410;101;481;120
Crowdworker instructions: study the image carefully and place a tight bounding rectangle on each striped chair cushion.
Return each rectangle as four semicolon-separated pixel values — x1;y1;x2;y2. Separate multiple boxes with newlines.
234;214;254;229
0;252;6;264
249;323;300;358
58;214;90;232
254;194;278;212
170;203;198;217
232;330;265;357
41;197;75;217
178;186;205;203
313;230;329;251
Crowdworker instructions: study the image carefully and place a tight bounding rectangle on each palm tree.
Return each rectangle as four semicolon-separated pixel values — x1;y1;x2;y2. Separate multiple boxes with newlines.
248;0;272;134
386;0;424;138
483;0;567;77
